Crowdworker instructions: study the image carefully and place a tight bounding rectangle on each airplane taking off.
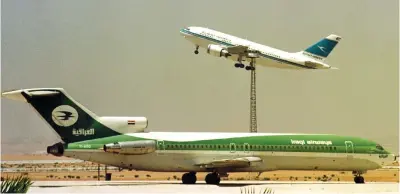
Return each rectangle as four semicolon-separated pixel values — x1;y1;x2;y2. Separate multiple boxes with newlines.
2;88;396;185
180;26;341;70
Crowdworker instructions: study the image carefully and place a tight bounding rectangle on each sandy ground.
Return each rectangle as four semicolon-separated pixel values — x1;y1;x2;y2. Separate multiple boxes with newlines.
2;168;399;182
27;181;400;194
1;154;399;183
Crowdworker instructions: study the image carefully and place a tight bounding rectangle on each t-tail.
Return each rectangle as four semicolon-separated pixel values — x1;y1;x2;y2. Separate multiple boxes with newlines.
1;88;122;143
299;34;342;62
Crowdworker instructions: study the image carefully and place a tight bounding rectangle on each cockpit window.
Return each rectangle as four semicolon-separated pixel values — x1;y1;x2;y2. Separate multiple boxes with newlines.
376;144;384;150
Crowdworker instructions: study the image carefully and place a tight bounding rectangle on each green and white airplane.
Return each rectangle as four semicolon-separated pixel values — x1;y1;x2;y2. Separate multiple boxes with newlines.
2;88;397;184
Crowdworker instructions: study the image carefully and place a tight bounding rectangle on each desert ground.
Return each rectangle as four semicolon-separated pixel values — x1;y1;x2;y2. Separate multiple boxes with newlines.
1;154;399;182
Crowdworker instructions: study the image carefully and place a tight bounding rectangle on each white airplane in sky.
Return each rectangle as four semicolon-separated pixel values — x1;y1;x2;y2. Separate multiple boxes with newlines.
180;26;342;70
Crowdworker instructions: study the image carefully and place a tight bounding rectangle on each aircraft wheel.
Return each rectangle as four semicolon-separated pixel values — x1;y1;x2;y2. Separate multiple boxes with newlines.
245;66;252;71
234;63;241;68
194;50;199;54
182;172;197;184
354;176;365;184
205;172;221;185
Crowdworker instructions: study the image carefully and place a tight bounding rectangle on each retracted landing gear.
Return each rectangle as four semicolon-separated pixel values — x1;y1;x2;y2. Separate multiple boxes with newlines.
352;171;365;184
182;172;197;184
205;172;221;185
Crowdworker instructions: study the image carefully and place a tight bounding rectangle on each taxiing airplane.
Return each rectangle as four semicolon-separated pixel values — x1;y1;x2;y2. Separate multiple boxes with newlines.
180;26;341;70
2;88;396;185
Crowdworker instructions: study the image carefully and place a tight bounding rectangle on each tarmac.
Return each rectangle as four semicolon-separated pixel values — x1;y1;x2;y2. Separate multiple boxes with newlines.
27;181;399;194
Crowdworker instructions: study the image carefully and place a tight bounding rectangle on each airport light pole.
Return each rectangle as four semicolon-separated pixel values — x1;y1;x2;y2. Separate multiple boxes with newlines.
249;60;257;133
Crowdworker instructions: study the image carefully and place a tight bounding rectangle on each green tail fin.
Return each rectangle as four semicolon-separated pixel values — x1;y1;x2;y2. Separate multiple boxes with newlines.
2;88;120;143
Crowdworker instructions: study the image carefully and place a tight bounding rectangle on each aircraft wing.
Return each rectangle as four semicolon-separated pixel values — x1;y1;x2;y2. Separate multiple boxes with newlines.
226;45;249;54
194;156;263;168
225;45;260;58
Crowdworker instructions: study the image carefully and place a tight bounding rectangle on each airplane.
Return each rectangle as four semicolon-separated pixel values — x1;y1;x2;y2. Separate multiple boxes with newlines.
180;26;342;70
2;88;397;185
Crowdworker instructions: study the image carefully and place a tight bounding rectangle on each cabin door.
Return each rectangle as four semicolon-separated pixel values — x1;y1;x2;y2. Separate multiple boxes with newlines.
229;143;236;153
243;143;251;155
345;141;354;157
157;140;165;155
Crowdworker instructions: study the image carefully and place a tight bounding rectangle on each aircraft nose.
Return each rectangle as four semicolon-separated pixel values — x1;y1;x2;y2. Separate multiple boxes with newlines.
180;27;191;36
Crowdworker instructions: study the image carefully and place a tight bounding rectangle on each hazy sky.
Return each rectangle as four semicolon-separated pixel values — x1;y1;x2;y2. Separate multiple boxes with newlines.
1;0;399;154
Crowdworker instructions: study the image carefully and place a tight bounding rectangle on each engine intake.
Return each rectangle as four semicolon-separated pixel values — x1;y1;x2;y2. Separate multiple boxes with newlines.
47;142;65;157
103;140;156;155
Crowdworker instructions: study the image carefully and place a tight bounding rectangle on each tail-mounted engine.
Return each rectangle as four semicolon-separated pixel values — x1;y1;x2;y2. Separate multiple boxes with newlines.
103;140;156;155
207;44;230;58
47;142;65;157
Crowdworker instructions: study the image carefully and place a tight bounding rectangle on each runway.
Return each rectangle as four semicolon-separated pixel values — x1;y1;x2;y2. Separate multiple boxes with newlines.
28;181;399;193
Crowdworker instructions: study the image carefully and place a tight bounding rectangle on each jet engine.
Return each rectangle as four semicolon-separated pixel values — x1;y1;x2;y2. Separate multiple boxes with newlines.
103;140;156;155
47;142;65;157
207;44;230;58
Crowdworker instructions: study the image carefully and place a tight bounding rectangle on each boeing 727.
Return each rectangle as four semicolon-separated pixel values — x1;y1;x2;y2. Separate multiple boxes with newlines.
2;88;396;185
180;26;341;70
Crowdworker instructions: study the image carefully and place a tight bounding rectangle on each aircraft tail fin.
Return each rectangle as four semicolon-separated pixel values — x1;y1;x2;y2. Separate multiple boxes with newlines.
2;88;121;143
299;34;342;61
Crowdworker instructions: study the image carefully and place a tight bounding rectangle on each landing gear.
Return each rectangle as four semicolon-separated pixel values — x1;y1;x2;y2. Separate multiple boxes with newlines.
205;172;221;185
245;59;256;71
234;63;245;68
182;172;197;184
194;46;199;54
352;171;365;184
235;58;256;71
354;176;365;184
245;65;255;71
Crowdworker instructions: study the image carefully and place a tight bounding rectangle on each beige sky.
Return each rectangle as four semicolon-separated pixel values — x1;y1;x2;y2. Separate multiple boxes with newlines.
1;0;399;154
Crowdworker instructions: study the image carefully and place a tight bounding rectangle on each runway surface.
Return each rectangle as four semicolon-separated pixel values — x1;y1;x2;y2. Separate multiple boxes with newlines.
28;181;399;193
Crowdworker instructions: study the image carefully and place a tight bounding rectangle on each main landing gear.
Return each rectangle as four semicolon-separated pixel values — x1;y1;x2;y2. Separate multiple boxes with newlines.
181;172;222;185
234;57;256;71
182;172;197;184
205;172;221;185
352;171;365;184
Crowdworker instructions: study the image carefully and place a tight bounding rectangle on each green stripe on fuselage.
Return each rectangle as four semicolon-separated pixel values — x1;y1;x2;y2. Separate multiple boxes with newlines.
67;133;389;155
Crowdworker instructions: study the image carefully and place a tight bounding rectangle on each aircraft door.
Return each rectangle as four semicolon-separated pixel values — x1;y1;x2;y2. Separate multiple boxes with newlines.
345;141;354;158
243;143;250;154
229;143;236;153
157;140;165;155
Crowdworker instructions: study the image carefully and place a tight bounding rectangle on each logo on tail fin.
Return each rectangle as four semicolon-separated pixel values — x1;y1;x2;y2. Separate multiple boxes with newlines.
317;46;327;53
52;105;79;127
